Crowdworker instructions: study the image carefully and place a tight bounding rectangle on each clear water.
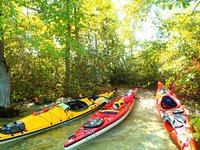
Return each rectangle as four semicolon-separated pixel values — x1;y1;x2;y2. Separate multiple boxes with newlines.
0;88;178;150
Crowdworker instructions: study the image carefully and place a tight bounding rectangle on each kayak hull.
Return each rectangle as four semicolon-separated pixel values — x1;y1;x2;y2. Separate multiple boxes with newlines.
0;89;116;144
64;88;138;150
65;106;133;150
156;81;196;150
0;107;98;144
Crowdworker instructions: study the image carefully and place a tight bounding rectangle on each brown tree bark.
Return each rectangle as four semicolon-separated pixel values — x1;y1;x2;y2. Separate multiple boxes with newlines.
0;23;11;108
64;0;71;97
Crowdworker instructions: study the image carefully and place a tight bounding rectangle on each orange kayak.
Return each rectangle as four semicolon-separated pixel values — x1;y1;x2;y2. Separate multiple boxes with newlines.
156;81;196;150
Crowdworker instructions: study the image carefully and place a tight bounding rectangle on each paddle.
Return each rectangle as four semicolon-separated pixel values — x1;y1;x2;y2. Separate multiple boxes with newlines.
91;88;117;105
94;97;108;105
96;96;118;110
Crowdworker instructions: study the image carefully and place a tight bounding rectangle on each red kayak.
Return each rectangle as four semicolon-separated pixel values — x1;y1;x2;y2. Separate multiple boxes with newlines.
156;81;196;150
64;89;138;150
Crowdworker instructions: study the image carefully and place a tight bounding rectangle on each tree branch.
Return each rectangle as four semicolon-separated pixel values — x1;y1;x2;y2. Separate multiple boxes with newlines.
192;0;200;14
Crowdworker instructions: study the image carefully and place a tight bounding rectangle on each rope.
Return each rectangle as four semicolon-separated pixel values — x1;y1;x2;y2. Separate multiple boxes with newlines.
48;107;63;122
38;115;52;125
58;106;63;121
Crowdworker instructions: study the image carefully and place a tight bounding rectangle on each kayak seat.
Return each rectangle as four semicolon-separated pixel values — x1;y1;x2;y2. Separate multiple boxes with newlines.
67;101;88;111
83;118;104;128
161;96;178;109
0;121;25;135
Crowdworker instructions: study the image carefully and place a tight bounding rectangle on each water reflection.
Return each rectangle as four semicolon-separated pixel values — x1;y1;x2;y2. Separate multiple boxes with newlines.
0;88;177;150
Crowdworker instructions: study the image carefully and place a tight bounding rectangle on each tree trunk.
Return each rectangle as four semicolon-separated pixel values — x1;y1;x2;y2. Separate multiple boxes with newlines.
64;44;71;97
0;26;11;108
94;33;98;86
64;0;71;97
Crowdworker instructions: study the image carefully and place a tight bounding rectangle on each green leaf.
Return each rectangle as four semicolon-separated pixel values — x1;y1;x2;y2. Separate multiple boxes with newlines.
168;4;173;10
193;133;199;141
182;1;190;8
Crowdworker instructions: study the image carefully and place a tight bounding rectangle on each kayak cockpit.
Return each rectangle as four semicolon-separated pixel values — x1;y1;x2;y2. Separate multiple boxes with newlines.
161;96;178;109
67;100;89;111
83;118;104;128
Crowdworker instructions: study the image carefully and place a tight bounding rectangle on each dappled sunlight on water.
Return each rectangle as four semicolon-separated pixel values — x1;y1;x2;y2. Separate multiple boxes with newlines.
137;98;156;111
0;88;178;150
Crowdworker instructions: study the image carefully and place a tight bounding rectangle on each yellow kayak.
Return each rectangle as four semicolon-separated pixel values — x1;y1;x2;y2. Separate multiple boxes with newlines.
0;89;116;144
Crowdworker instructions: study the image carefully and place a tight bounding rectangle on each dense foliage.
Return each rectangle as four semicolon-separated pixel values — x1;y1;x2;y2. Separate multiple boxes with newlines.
0;0;199;139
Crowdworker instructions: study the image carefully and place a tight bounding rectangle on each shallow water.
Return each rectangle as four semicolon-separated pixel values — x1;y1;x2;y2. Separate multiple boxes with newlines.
0;88;178;150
